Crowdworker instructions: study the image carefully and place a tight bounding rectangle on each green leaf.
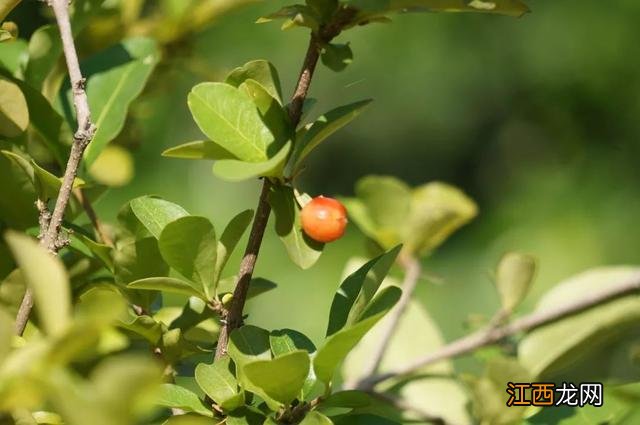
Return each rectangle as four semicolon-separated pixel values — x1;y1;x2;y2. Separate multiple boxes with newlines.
0;76;28;138
314;286;401;384
64;37;160;166
87;144;134;187
118;315;163;344
326;246;401;336
270;329;318;401
299;411;333;425
113;236;169;289
213;141;291;182
333;414;401;425
291;100;372;170
70;231;114;271
226;60;283;104
4;231;70;336
32;160;85;200
217;277;278;300
257;5;319;31
270;329;316;356
495;252;537;312
519;267;640;382
214;209;254;286
159;216;217;295
320;391;371;409
321;43;353;72
188;82;274;163
226;407;266;425
129;196;189;238
195;357;245;411
157;384;213;417
0;150;38;230
268;184;323;269
127;277;208;300
162;140;237;160
404;181;478;254
0;0;20;21
239;79;291;147
228;325;272;367
243;350;310;404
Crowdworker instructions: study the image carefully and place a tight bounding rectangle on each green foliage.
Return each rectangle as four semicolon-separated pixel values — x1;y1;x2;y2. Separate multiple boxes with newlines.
494;252;537;313
343;176;477;256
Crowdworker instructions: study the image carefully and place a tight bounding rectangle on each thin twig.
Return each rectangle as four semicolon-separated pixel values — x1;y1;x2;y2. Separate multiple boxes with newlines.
359;271;640;388
214;7;356;358
14;0;95;336
368;391;453;425
357;255;422;380
75;188;113;246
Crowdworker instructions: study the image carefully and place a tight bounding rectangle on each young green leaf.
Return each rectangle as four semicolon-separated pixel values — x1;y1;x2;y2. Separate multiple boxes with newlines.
270;329;316;356
159;216;217;295
495;252;537;312
268;185;324;269
291;100;372;170
240;79;291;148
321;43;353;72
127;277;208;300
212;141;291;182
32;159;86;200
217;277;278;301
118;315;164;345
157;384;213;417
195;357;245;411
326;245;401;336
226;60;283;104
71;37;160;166
257;5;320;31
214;209;254;286
0;76;28;138
5;231;71;336
188;82;273;163
315;286;401;384
162;140;237;161
129;196;189;238
243;350;310;405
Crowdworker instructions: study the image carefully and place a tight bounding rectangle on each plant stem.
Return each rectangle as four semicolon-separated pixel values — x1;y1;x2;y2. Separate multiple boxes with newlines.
214;7;356;358
356;255;422;381
358;271;640;388
14;0;95;336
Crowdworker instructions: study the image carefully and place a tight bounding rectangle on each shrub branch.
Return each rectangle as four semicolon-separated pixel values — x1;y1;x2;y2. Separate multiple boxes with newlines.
14;0;96;335
358;271;640;389
214;7;356;359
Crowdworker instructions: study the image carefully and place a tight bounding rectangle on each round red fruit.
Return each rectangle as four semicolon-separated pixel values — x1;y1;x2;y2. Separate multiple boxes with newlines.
300;196;348;243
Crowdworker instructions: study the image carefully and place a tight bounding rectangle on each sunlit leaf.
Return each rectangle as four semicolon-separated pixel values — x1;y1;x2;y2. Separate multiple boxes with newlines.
0;76;28;137
212;141;291;181
127;277;208;300
195;357;244;411
495;252;537;312
243;350;310;404
226;60;283;104
129;196;189;239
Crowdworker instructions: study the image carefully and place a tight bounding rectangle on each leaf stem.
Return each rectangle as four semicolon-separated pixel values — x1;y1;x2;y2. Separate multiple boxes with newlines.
358;271;640;388
14;0;95;336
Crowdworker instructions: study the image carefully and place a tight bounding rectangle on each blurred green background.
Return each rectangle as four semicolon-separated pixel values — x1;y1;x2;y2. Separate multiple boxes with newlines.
9;0;640;370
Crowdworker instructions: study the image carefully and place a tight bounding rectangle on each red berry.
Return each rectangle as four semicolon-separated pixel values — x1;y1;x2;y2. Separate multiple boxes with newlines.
300;196;348;243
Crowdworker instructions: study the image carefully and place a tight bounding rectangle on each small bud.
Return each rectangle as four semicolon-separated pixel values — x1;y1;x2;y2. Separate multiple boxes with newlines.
221;293;234;306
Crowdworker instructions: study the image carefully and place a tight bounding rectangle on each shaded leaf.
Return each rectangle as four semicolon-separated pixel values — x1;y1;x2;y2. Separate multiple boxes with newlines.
214;209;254;286
127;277;208;300
212;141;291;181
268;184;323;269
226;60;283;104
298;411;333;425
321;43;353;72
217;277;278;300
159;216;216;295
